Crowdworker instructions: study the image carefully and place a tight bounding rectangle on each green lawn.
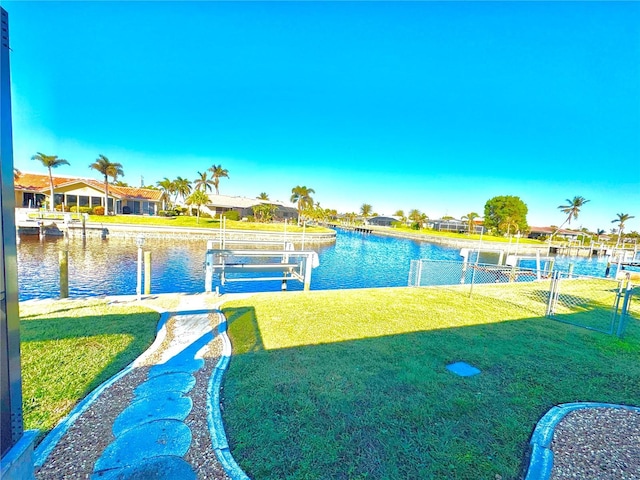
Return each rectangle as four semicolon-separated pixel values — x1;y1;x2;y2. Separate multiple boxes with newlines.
19;299;159;438
222;286;640;480
87;214;333;233
379;225;545;245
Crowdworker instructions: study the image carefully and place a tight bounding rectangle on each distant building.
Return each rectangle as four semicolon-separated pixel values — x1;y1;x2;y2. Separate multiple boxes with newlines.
430;218;484;234
202;194;298;221
14;172;164;214
528;226;581;240
367;216;401;227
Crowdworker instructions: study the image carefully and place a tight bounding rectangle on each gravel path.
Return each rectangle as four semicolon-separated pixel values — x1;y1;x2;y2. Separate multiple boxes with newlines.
35;300;231;480
551;407;640;480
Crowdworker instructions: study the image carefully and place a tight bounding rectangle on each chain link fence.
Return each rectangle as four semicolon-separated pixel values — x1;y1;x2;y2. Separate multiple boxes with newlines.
408;260;637;336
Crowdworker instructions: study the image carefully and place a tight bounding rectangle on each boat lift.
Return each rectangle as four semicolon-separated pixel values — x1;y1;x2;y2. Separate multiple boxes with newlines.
204;240;319;292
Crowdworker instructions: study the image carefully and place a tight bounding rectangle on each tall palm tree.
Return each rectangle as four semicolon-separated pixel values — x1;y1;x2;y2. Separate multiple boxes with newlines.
360;203;373;222
89;155;124;215
186;189;209;223
462;212;479;234
612;213;635;248
258;192;269;200
156;178;175;210
194;171;214;193
554;196;590;239
173;176;192;205
31;152;70;211
208;164;229;195
290;185;315;225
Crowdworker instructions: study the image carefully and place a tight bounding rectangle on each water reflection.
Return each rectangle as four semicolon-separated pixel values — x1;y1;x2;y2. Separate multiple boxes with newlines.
18;230;613;301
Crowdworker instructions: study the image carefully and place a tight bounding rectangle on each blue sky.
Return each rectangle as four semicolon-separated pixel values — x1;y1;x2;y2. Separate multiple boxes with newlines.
4;1;640;232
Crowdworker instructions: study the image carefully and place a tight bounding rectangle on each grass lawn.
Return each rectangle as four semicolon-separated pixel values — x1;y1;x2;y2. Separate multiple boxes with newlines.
381;225;545;245
87;214;333;233
19;298;159;438
221;286;640;480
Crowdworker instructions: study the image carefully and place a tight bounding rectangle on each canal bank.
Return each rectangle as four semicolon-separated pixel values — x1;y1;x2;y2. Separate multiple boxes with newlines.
18;220;338;244
354;225;548;255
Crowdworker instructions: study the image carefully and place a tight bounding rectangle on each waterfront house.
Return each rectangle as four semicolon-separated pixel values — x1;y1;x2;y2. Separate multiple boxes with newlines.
14;172;164;214
367;216;401;227
201;194;298;221
528;226;581;240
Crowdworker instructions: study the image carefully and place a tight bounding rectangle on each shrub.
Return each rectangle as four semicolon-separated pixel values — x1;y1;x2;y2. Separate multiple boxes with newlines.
78;207;92;214
92;206;105;216
223;211;240;221
174;207;188;216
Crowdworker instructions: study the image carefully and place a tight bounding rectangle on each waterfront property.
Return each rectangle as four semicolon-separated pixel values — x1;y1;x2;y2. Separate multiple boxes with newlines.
202;193;298;221
14;172;164;214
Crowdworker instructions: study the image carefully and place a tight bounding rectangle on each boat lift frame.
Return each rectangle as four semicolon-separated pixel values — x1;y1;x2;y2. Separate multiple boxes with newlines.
204;242;319;292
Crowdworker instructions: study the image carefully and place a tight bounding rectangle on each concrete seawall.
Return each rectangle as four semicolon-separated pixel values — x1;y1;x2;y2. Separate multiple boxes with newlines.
28;222;338;245
362;226;551;255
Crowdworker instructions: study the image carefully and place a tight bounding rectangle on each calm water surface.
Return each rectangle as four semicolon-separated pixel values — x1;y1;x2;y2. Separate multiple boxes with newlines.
17;229;615;301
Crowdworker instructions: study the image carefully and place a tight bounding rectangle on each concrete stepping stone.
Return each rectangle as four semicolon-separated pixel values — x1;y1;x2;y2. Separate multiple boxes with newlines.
133;372;196;399
91;455;196;480
112;392;193;437
148;358;205;377
94;419;191;473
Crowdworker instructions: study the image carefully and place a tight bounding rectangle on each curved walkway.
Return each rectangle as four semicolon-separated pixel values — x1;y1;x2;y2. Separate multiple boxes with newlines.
33;293;249;480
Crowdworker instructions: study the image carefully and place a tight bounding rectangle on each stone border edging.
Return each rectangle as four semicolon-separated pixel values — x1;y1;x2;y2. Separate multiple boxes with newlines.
207;311;251;480
33;307;171;468
525;402;640;480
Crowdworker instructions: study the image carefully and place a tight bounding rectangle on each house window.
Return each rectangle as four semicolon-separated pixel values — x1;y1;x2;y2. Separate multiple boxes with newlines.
91;196;102;207
66;195;78;208
54;194;64;207
79;196;89;207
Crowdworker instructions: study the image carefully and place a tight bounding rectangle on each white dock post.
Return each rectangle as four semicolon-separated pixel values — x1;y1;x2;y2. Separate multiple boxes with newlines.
205;240;214;293
303;253;313;291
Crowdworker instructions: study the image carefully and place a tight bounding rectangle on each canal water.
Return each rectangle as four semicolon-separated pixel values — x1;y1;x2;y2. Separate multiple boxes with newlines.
17;229;616;301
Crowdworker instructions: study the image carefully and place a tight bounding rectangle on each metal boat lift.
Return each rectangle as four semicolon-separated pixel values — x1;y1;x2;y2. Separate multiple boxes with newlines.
204;240;319;292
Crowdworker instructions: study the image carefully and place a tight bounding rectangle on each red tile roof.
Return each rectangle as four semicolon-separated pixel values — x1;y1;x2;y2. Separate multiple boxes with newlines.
14;172;163;201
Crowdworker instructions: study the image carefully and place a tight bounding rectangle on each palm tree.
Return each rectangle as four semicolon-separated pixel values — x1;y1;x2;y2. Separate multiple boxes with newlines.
360;203;373;223
13;168;21;181
462;212;479;234
89;155;124;215
194;171;214;193
31;152;70;211
208;164;229;195
409;209;422;229
173;176;192;205
555;196;590;237
156;177;175;210
186;189;209;223
612;213;635;248
258;192;269;200
290;185;315;225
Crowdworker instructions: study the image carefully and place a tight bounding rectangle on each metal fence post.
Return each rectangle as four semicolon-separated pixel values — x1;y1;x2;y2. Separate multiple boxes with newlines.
616;283;633;338
609;277;626;334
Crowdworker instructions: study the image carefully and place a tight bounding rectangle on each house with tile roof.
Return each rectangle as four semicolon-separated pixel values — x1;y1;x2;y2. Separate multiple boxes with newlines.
14;172;165;214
